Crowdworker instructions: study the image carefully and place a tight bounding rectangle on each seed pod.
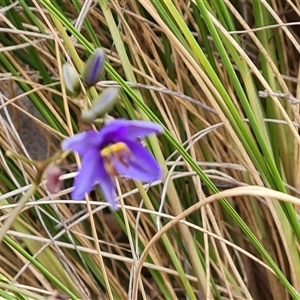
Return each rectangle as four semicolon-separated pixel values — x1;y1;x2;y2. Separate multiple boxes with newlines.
44;165;63;194
82;48;106;87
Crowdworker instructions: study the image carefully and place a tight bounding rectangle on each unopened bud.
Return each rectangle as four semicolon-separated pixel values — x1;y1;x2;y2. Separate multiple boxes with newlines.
82;48;106;87
62;62;81;96
81;87;120;123
44;165;63;194
81;110;97;123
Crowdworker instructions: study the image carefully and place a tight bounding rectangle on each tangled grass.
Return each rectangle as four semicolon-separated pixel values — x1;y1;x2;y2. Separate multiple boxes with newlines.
1;1;300;299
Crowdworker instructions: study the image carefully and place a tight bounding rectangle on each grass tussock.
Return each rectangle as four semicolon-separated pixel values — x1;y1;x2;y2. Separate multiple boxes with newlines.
0;1;300;299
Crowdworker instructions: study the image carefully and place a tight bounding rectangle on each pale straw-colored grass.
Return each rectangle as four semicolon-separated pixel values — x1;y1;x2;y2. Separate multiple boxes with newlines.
1;1;300;299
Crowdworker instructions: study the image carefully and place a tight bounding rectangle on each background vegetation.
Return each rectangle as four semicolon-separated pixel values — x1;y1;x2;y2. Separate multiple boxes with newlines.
0;0;300;299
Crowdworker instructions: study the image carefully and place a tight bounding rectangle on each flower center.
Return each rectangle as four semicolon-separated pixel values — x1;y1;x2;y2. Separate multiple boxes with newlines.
100;142;131;177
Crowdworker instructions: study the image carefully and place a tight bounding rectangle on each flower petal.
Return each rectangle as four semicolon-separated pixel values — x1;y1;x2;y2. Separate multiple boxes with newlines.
99;119;163;144
71;149;103;199
98;173;118;210
123;120;164;140
62;131;101;155
112;140;162;182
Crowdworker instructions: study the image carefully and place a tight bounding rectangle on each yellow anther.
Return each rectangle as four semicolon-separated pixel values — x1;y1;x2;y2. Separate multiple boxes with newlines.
103;158;119;177
101;142;129;158
101;142;132;177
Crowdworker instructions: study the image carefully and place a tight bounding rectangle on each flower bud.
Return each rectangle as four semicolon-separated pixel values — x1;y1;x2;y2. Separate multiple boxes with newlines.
82;48;106;87
81;110;97;123
44;165;63;194
81;87;120;123
62;62;81;96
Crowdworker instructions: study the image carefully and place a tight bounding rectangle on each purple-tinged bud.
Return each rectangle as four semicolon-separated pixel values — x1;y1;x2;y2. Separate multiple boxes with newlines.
44;165;63;194
82;48;106;87
91;87;120;116
62;62;81;96
81;87;120;123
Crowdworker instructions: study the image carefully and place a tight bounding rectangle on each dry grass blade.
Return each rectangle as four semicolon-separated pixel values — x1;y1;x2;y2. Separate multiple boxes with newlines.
1;1;300;299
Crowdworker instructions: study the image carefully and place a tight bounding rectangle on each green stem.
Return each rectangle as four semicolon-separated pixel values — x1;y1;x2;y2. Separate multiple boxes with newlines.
0;282;45;300
99;1;207;297
3;236;80;300
0;183;37;244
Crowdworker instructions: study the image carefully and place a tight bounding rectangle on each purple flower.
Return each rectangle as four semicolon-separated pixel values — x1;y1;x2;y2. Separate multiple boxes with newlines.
62;119;163;209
